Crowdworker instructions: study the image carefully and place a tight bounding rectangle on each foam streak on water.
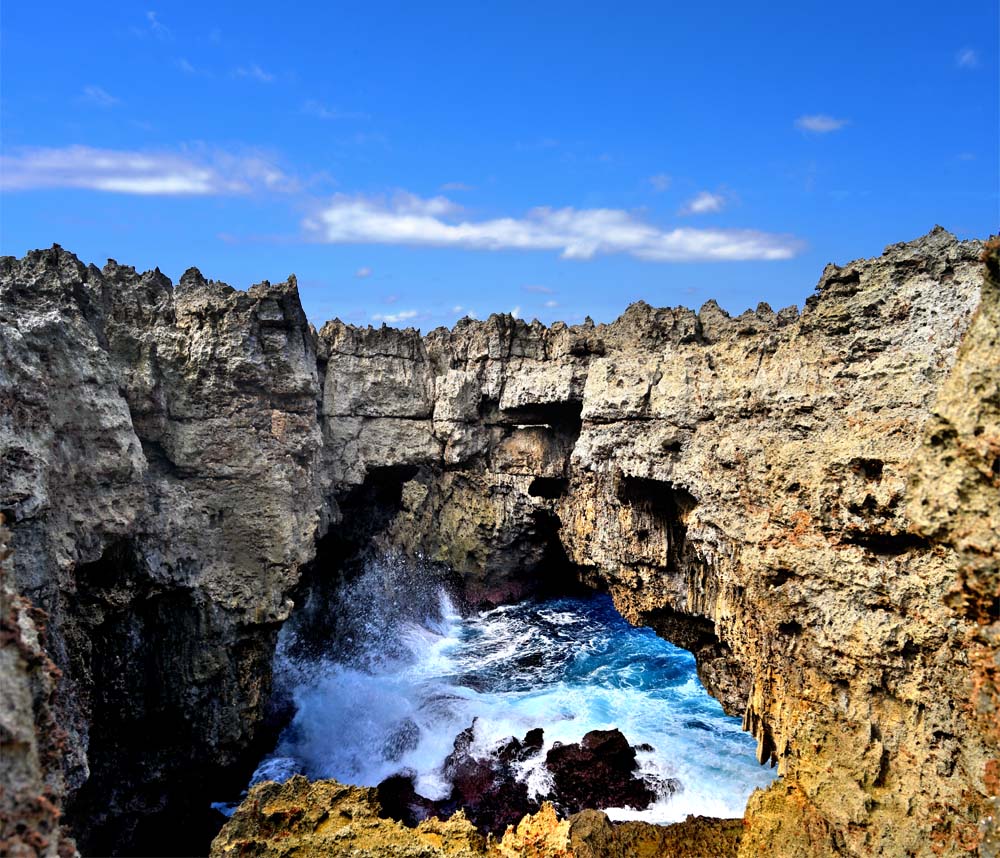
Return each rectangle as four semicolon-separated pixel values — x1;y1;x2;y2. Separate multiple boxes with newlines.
247;559;777;823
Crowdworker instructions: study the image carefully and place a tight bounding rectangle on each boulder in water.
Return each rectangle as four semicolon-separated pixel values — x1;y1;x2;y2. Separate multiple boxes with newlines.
544;728;659;814
382;717;421;761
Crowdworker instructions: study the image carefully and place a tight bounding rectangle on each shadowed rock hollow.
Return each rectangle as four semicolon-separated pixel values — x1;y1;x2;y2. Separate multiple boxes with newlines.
1;227;997;857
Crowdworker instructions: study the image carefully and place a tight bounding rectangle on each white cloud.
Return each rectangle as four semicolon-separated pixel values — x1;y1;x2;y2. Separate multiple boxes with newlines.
305;191;799;261
302;100;368;120
956;47;979;69
80;85;120;108
516;138;559;151
372;309;419;324
355;266;372;278
511;306;522;318
795;114;850;133
544;299;558;308
648;173;672;192
235;64;274;83
146;10;171;39
305;194;798;262
680;191;725;216
523;284;554;294
0;145;297;196
175;57;211;76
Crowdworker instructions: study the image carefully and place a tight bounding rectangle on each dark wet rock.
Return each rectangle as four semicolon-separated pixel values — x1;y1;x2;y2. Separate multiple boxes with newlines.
438;724;537;835
378;724;667;838
382;717;421;762
544;729;659;815
376;772;439;827
496;727;545;764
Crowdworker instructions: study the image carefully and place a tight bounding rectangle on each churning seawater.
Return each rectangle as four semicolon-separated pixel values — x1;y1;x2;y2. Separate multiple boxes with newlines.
236;558;776;823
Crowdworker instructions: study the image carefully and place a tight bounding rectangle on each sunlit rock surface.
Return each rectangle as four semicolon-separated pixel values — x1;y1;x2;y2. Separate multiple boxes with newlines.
208;776;742;858
2;228;996;856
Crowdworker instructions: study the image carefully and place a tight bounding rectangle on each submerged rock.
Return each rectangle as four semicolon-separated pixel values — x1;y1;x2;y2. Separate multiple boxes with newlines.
376;724;666;837
544;729;663;815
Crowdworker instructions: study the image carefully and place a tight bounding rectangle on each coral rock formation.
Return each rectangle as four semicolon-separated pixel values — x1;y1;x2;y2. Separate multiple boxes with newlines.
209;776;740;858
2;228;997;856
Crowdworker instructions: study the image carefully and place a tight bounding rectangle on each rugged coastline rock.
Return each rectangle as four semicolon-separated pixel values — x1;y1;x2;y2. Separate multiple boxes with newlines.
376;726;662;837
908;236;1000;856
208;776;741;858
1;228;997;856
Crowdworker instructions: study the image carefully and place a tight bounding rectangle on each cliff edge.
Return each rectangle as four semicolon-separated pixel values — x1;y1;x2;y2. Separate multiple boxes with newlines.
0;228;995;856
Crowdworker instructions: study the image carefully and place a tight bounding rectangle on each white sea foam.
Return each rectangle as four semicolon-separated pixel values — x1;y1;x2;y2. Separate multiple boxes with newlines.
243;557;777;823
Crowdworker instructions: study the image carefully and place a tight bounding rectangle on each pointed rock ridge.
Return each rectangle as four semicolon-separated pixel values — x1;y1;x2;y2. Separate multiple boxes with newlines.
0;228;994;856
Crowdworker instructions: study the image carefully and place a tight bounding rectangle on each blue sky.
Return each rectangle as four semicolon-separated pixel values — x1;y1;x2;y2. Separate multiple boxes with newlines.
2;1;997;329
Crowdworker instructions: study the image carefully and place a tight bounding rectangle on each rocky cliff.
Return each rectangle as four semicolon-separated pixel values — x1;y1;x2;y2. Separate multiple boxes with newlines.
1;228;995;857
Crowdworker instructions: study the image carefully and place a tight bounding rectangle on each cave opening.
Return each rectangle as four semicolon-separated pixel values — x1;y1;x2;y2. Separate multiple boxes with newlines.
228;557;775;835
62;541;281;858
210;463;774;839
64;462;773;856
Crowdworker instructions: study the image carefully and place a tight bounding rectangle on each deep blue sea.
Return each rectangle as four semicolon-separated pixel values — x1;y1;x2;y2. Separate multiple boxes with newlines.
240;558;776;822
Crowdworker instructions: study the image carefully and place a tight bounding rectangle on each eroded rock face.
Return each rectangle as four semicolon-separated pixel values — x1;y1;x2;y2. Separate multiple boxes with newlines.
208;776;739;858
2;228;996;856
1;250;328;854
908;237;1000;857
0;518;78;858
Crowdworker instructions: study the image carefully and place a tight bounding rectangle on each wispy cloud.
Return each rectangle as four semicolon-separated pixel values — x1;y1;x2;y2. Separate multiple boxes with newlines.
80;85;120;108
372;309;419;324
680;191;725;215
956;47;979;69
234;64;274;83
304;192;800;262
523;284;554;294
355;266;373;278
302;99;368;120
795;114;850;133
440;181;475;192
648;173;672;192
1;145;297;196
131;10;171;41
516;137;560;151
544;299;558;308
175;57;211;76
511;305;522;318
146;10;171;40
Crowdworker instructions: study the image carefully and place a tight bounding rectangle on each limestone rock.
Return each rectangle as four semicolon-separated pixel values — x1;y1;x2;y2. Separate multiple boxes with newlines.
1;228;995;856
209;776;487;858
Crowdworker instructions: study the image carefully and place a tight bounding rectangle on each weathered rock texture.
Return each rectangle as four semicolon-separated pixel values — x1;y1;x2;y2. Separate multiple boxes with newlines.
0;517;77;858
208;776;740;858
1;227;996;856
1;252;328;854
909;236;1000;856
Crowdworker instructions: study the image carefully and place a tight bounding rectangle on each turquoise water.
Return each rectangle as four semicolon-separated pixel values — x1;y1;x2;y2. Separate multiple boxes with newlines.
246;560;776;822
